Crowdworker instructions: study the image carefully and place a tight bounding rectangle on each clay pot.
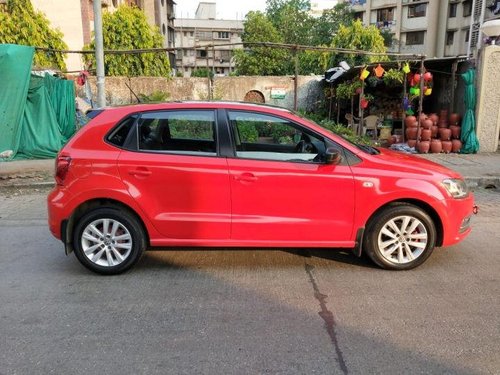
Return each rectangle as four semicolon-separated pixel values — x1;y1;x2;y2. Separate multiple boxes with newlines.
419;113;427;122
407;139;417;148
450;125;461;139
439;110;449;127
439;127;452;141
417;140;430;154
421;128;432;141
429;113;439;125
406;127;419;140
431;125;439;138
430;139;442;153
422;118;433;129
449;113;460;126
442;140;452;153
407;120;418;128
452;139;462;153
405;116;417;128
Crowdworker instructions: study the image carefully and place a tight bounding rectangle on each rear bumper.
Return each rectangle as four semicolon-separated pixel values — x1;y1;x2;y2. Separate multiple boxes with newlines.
47;186;73;240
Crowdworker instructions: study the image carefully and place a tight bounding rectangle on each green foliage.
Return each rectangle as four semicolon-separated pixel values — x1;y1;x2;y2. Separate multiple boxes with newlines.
191;68;213;78
335;80;362;100
237;122;259;142
314;117;371;145
84;5;170;77
175;70;184;77
169;119;213;140
234;11;289;76
383;68;404;85
380;29;397;48
138;90;170;103
331;20;388;67
311;3;355;46
266;0;314;46
298;49;330;75
0;0;68;69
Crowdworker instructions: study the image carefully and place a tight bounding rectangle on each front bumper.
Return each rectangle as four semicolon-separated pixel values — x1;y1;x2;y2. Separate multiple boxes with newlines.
441;195;477;247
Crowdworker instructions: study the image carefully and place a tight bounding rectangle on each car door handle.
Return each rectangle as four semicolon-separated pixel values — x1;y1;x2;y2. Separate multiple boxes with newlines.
128;168;152;177
234;172;257;183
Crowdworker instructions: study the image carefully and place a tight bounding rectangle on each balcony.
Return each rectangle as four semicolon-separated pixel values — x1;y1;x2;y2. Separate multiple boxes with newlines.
371;20;397;30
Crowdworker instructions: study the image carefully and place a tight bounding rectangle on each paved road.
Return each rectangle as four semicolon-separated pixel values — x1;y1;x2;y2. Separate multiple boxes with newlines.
0;186;499;375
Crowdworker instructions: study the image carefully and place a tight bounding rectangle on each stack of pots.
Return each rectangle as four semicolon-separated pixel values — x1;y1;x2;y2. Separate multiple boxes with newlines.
406;110;462;153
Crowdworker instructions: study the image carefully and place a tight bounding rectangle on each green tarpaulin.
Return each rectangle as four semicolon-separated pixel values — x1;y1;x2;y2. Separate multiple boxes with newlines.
0;44;76;160
460;69;479;154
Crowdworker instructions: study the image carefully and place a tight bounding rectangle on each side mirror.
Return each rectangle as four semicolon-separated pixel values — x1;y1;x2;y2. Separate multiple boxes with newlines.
324;148;341;165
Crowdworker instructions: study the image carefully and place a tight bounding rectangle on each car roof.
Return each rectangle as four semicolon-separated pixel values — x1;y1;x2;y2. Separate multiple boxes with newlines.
101;101;293;115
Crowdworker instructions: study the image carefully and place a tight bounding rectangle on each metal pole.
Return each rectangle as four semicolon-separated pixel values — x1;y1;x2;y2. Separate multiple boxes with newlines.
293;47;299;111
93;0;106;108
416;57;425;149
206;47;211;100
467;0;477;58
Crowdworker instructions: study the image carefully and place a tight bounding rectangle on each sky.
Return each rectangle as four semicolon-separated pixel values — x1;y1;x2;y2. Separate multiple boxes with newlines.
175;0;268;20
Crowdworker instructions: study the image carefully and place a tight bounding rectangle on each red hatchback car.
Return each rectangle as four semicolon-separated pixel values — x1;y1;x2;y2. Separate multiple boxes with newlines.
48;102;475;274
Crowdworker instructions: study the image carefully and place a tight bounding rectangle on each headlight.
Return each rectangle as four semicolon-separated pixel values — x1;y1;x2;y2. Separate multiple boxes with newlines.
442;178;469;198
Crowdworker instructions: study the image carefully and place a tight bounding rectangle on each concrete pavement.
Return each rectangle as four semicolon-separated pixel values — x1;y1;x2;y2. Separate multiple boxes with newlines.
1;151;500;189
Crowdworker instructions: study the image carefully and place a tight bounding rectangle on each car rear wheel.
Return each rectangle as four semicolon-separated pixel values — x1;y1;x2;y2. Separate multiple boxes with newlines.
73;208;146;275
363;204;436;270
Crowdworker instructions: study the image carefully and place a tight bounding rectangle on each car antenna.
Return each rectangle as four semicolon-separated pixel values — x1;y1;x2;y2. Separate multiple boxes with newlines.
124;80;142;103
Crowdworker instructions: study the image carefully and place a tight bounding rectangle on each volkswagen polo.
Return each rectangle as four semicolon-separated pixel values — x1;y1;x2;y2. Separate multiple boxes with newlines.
47;102;476;274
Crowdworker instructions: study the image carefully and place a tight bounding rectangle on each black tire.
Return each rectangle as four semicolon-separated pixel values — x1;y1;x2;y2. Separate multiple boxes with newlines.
73;207;146;275
363;203;436;270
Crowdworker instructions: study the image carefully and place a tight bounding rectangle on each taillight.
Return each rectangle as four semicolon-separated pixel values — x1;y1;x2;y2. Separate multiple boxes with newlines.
55;155;72;185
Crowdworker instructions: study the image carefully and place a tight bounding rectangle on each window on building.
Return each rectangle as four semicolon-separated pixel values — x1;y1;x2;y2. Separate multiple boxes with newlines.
183;31;187;37
217;50;231;61
190;31;194;37
463;0;472;17
196;49;208;58
406;31;425;45
408;4;427;18
449;3;457;18
216;31;230;39
377;7;395;22
195;31;212;40
465;29;470;42
446;31;455;45
354;12;364;21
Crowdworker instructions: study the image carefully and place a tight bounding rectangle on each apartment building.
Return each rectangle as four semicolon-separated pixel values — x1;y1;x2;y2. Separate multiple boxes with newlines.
345;0;500;58
174;2;243;77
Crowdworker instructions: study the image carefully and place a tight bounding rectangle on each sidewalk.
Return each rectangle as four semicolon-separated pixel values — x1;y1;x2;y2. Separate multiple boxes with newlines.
1;152;500;189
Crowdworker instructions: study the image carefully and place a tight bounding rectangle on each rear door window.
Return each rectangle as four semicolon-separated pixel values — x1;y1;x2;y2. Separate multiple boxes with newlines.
138;110;217;155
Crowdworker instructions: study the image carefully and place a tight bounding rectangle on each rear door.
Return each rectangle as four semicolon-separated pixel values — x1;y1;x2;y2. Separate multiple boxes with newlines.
225;110;356;243
117;109;231;241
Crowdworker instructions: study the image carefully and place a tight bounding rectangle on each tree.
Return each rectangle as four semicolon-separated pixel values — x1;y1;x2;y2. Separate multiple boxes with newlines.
311;3;355;46
0;0;68;69
330;20;388;66
233;11;289;76
266;0;314;46
84;5;170;77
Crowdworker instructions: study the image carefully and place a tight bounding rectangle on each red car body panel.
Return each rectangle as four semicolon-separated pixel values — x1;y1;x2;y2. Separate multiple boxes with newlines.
47;102;475;252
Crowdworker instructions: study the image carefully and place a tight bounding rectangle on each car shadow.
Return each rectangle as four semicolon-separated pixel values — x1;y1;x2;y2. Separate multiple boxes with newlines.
283;248;378;269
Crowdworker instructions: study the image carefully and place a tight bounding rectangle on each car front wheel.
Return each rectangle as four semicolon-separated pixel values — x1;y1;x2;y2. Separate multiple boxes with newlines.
73;208;146;275
363;203;437;270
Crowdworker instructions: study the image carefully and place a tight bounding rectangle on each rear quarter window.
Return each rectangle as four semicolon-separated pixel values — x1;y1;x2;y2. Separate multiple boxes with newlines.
107;115;138;147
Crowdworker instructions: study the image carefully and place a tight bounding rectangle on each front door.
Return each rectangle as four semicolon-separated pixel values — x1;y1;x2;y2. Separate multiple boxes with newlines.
226;111;355;244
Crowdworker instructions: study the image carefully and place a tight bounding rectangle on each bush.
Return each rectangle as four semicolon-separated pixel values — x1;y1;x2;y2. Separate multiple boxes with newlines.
237;122;258;142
